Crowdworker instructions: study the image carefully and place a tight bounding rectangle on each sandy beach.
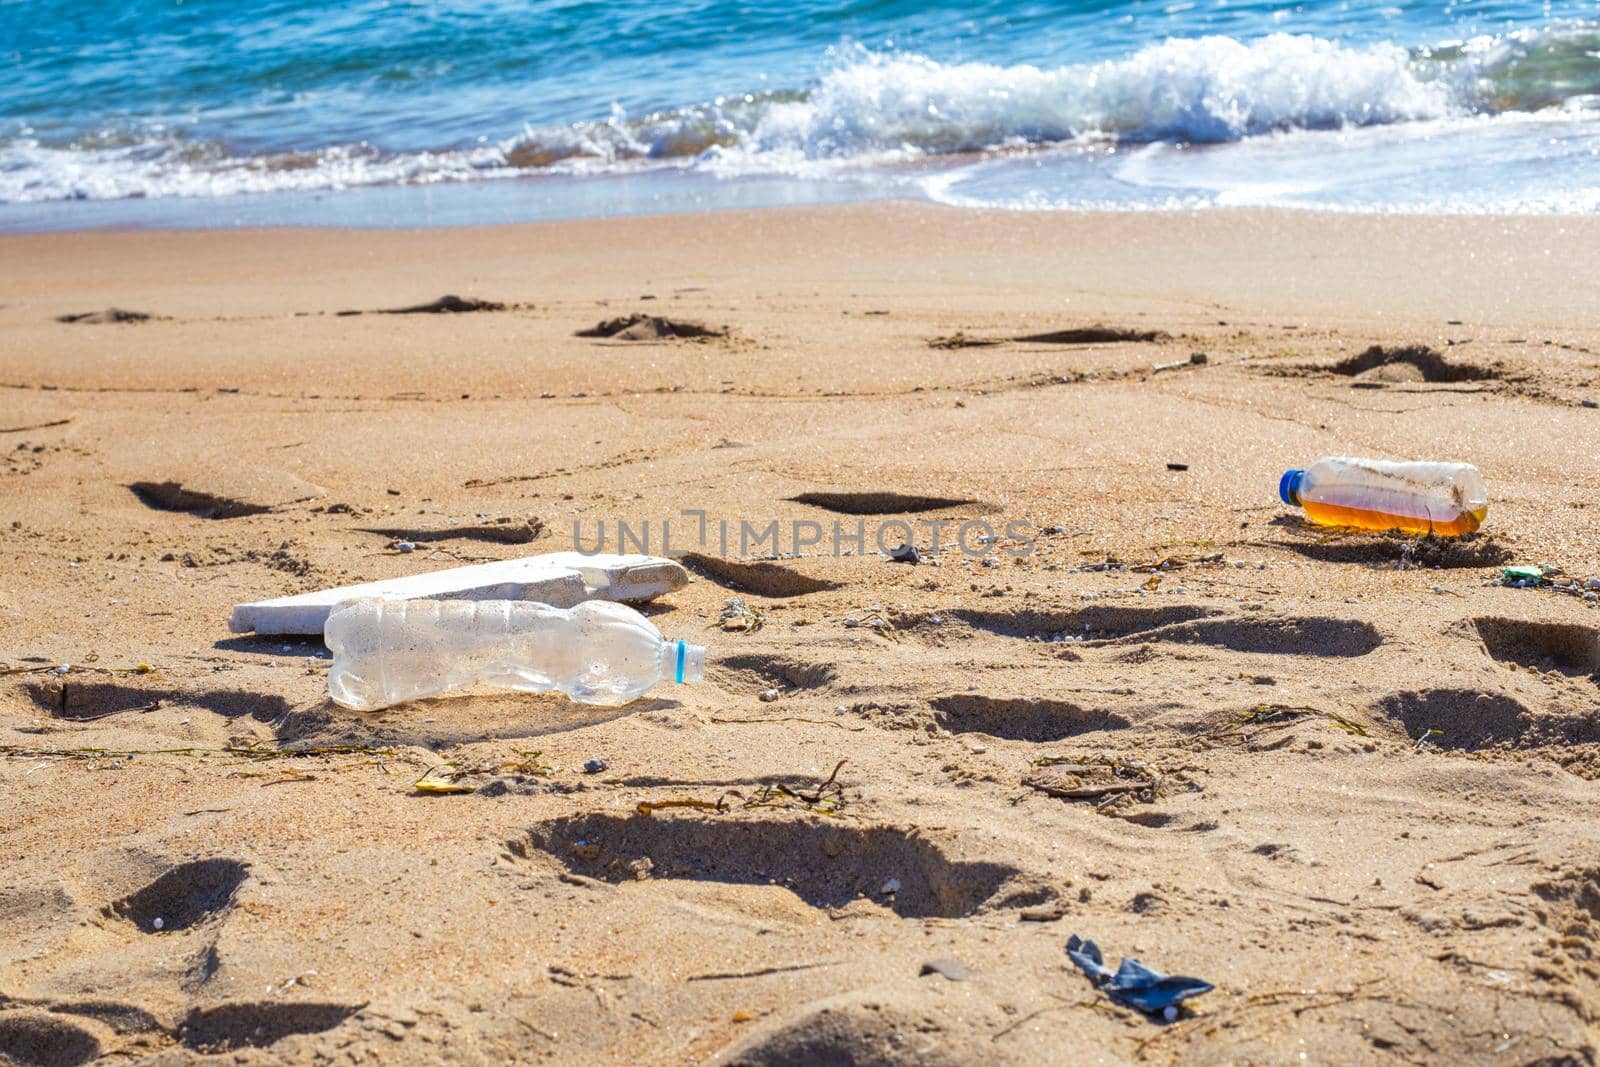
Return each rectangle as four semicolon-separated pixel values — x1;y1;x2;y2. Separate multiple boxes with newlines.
2;203;1599;1064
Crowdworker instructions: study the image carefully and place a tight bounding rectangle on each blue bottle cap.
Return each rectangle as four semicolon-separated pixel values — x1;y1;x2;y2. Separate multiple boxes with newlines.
1279;469;1305;507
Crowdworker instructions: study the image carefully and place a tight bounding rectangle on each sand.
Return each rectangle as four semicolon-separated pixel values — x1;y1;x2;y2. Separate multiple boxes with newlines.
1;203;1598;1065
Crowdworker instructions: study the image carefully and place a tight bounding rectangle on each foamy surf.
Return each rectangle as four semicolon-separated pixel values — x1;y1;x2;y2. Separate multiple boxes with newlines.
4;16;1599;220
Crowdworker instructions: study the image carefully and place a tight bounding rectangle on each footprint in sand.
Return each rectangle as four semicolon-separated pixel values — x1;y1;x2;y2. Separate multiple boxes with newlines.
713;653;838;694
928;694;1129;743
1376;687;1600;751
787;491;990;515
104;859;249;935
178;1002;363;1053
680;553;841;598
510;815;1052;919
1471;617;1600;680
932;604;1382;657
128;465;324;519
0;1011;106;1067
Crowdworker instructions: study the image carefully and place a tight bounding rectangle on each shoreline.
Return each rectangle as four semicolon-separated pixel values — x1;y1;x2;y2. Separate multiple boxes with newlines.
7;194;1600;239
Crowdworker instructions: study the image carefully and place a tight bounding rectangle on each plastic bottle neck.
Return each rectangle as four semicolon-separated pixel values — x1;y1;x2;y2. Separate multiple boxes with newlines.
662;640;706;684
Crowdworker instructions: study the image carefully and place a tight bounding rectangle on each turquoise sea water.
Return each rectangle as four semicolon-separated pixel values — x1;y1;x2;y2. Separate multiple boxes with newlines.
4;0;1600;228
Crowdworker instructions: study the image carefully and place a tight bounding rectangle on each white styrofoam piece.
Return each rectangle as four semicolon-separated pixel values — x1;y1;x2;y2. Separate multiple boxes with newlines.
228;551;689;636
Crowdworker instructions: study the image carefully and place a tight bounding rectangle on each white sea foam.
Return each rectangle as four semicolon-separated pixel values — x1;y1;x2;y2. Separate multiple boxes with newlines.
751;35;1447;150
3;28;1596;206
923;107;1600;214
0;137;521;204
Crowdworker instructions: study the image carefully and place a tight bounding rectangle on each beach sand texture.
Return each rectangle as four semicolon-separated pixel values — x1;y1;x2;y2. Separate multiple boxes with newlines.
2;204;1599;1064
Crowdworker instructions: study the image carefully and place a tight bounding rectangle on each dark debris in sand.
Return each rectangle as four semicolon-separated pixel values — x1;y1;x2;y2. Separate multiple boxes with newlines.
357;518;544;545
337;294;510;316
57;308;158;324
1332;344;1502;383
1014;325;1171;345
929;332;1006;349
130;481;274;520
577;314;727;341
379;294;507;315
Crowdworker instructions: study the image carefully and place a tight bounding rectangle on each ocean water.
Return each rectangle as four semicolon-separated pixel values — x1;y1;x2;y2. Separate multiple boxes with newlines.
4;0;1599;229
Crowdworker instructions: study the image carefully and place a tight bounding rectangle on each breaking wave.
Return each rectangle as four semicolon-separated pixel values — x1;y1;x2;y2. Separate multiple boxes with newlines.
4;25;1598;204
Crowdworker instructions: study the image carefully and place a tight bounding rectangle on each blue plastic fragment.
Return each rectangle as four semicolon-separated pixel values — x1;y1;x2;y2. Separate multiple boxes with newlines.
1066;934;1214;1015
1065;935;1115;982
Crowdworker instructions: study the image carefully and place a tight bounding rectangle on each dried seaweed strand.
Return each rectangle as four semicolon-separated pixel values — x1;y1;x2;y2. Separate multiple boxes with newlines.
710;716;866;733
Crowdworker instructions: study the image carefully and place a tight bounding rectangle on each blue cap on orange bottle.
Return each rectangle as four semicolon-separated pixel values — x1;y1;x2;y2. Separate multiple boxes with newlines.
1279;469;1305;507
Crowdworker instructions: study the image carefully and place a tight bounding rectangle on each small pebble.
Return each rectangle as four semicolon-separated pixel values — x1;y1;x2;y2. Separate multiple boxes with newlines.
397;541;416;554
969;743;988;754
1163;1005;1178;1022
881;878;902;894
152;917;164;930
582;758;608;774
1583;399;1598;409
759;688;780;702
919;958;973;981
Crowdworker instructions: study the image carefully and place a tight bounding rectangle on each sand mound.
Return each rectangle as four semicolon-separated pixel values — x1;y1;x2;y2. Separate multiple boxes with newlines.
708;992;966;1067
1332;344;1499;383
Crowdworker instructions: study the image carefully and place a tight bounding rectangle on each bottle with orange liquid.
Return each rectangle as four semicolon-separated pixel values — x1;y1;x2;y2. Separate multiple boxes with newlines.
1279;458;1488;537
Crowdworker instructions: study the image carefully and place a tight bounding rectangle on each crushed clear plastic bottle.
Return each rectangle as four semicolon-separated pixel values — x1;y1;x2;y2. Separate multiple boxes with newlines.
1279;457;1488;537
324;597;705;711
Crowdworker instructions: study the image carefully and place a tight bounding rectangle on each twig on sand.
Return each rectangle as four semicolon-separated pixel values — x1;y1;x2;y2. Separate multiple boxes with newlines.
0;417;72;434
1;742;409;769
804;759;847;804
710;715;866;732
636;796;735;816
2;661;156;676
515;1019;559;1043
261;769;319;787
687;960;842;982
630;760;851;817
51;700;162;722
